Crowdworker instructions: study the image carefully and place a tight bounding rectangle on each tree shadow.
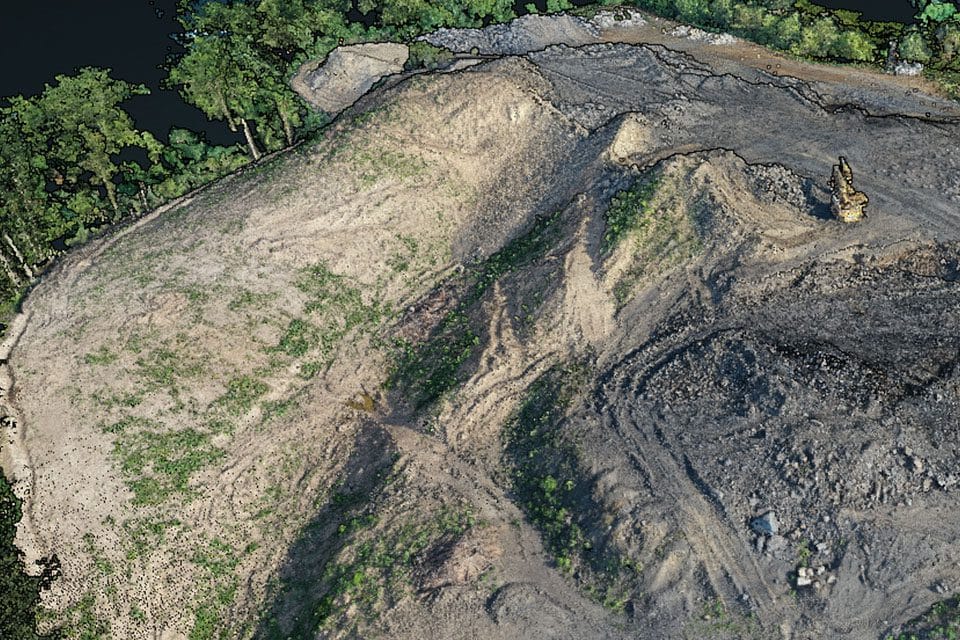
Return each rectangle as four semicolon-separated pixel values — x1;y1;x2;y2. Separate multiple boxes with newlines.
251;423;397;640
803;179;834;221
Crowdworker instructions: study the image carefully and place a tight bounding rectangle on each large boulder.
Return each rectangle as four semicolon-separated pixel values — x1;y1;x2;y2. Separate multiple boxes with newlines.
292;43;409;115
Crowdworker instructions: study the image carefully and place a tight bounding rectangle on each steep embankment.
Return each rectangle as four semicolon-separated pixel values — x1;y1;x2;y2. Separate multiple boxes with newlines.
4;13;960;640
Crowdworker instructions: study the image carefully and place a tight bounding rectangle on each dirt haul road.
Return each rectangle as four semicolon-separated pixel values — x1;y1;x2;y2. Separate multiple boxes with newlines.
4;11;960;640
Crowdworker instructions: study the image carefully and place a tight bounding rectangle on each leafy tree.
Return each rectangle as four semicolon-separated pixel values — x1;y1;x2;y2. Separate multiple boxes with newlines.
0;111;53;282
836;30;878;61
6;69;162;216
169;5;267;159
901;29;935;61
149;128;248;200
369;0;515;36
772;13;802;49
256;0;318;54
936;19;960;60
0;472;59;639
793;16;842;58
546;0;574;12
674;0;711;24
706;0;735;29
171;1;317;157
919;0;958;23
731;4;779;45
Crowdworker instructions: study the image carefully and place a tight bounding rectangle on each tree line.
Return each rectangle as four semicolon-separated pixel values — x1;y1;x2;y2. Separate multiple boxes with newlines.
634;0;960;65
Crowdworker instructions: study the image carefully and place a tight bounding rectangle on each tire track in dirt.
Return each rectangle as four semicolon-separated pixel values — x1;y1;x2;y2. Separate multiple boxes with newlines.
596;357;800;637
528;43;960;243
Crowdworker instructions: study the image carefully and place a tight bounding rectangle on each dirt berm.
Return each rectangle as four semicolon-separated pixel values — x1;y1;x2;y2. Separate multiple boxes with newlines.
3;13;960;640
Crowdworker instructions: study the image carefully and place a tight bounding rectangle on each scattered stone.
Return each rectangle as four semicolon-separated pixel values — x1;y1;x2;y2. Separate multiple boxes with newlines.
907;454;924;474
422;13;598;55
797;575;813;587
292;43;409;114
894;62;924;76
751;511;779;536
766;535;788;557
670;25;737;45
591;9;646;30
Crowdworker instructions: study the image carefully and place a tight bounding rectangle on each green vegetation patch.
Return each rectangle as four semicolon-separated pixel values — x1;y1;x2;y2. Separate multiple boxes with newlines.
82;345;118;366
602;171;661;253
188;583;238;640
312;507;476;633
214;375;270;415
389;211;563;409
264;262;386;379
121;517;182;560
261;398;297;424
503;363;636;611
351;148;427;187
608;169;709;307
274;318;319;358
227;289;278;313
259;449;478;639
887;595;960;640
91;389;144;410
186;537;252;640
133;346;205;396
386;233;420;273
405;42;455;71
685;597;763;639
59;593;109;640
191;538;240;579
0;471;59;639
107;419;225;505
81;533;114;576
389;310;479;410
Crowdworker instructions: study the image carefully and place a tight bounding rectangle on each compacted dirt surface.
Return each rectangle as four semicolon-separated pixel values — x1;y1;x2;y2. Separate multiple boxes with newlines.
3;11;960;640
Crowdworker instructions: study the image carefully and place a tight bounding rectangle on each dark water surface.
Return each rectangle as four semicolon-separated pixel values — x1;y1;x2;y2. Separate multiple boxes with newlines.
0;1;947;145
0;0;239;145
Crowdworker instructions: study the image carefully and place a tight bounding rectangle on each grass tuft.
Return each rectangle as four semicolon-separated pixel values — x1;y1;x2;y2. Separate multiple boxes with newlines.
215;375;269;415
602;172;661;254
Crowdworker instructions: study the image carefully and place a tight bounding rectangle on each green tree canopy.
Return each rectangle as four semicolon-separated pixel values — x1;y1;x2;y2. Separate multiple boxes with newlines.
901;29;935;61
0;472;57;639
918;0;958;23
6;68;161;214
0;110;55;279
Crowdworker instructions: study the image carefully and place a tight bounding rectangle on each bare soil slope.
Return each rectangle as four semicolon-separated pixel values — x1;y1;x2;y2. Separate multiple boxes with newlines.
3;17;960;640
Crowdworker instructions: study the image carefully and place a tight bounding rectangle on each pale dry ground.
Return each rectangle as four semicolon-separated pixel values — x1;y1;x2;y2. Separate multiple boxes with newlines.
5;56;621;639
3;10;960;640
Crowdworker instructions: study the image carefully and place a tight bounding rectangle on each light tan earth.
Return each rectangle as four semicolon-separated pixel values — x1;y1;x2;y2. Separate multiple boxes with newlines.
3;10;960;640
291;42;409;114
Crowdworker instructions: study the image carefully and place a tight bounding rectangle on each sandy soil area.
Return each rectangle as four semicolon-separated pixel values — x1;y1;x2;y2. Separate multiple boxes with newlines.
3;9;960;640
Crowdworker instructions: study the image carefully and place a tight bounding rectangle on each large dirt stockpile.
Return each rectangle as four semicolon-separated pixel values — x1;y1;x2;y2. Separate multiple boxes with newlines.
4;16;960;640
